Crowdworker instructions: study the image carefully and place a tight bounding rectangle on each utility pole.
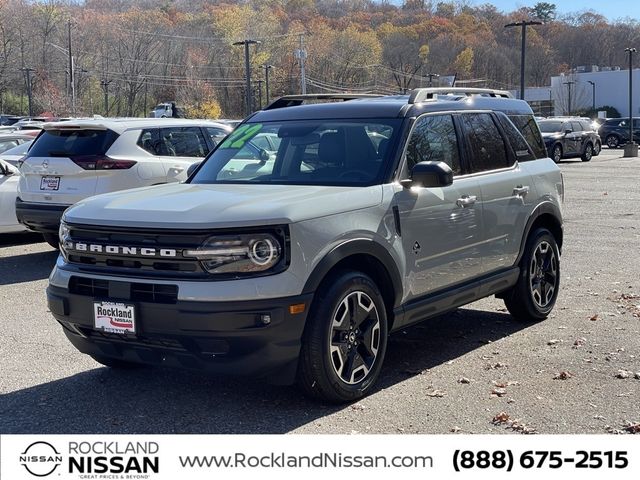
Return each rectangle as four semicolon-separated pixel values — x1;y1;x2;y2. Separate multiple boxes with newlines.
262;64;273;105
587;80;596;111
426;73;439;87
68;19;75;113
623;47;638;157
233;39;260;116
504;20;543;100
100;79;111;115
295;33;307;94
257;79;263;110
20;68;35;117
563;81;574;115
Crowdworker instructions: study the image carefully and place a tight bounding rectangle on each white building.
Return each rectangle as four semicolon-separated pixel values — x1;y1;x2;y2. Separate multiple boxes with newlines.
550;68;640;117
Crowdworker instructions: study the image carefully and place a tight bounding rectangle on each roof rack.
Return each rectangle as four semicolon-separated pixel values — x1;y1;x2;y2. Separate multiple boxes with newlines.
264;93;382;110
408;87;513;104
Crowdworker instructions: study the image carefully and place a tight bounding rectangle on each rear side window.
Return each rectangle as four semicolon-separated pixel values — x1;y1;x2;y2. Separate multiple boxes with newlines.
495;114;535;162
508;114;547;159
406;114;461;175
159;127;209;157
137;128;161;155
205;127;229;147
28;129;119;157
459;113;509;172
571;122;582;132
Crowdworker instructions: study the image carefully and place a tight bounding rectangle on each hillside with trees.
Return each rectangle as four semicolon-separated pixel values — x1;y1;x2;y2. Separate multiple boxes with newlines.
0;0;638;118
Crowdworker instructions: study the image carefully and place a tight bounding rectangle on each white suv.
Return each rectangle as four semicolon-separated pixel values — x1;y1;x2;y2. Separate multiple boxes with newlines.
16;118;232;246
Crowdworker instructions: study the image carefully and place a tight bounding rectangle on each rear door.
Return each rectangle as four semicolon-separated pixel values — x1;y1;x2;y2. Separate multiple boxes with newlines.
18;126;119;205
158;126;210;182
459;112;535;273
0;160;22;231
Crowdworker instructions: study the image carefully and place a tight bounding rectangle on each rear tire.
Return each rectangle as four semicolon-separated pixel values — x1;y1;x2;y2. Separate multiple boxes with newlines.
42;233;59;249
593;141;601;156
581;142;593;161
551;144;562;163
297;270;388;403
503;228;560;322
91;355;143;369
606;135;620;148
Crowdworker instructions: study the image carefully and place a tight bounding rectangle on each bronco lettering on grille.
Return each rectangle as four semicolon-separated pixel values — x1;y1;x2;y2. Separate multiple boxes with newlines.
66;242;178;257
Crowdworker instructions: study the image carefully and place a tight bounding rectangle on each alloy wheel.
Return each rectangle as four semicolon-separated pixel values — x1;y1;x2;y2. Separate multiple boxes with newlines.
552;145;562;163
529;241;558;309
329;291;381;385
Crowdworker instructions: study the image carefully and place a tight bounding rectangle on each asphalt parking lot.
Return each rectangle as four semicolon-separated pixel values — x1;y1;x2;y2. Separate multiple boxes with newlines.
1;148;638;434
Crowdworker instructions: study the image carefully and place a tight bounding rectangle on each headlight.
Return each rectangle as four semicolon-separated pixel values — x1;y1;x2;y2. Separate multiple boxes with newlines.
185;232;285;275
59;221;70;245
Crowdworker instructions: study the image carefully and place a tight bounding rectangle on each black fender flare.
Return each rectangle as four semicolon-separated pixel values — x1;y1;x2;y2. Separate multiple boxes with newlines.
302;238;403;308
515;201;563;265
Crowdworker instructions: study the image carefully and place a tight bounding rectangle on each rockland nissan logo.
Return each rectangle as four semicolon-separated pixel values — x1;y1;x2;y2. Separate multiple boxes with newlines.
65;242;178;257
19;441;62;477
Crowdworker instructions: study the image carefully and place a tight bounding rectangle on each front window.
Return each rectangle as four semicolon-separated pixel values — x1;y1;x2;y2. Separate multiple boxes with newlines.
190;119;401;186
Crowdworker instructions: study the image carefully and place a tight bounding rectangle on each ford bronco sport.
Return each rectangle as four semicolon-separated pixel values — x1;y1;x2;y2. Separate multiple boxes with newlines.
47;88;564;403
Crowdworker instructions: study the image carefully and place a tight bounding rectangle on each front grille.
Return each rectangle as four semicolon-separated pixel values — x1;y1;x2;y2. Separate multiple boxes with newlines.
80;328;186;351
69;276;178;304
63;225;210;277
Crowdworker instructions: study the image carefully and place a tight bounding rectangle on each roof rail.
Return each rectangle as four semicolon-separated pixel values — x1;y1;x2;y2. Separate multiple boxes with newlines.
408;87;514;104
264;93;382;110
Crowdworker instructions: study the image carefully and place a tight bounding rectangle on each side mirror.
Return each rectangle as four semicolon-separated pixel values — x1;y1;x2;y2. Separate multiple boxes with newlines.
187;161;201;178
564;129;572;135
402;161;453;188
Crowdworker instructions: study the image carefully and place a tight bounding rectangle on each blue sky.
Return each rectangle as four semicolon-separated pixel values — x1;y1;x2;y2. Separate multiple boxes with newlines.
470;0;640;21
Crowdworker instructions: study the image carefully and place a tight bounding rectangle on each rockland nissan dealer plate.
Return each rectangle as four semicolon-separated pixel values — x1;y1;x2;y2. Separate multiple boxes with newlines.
93;301;136;334
40;176;60;191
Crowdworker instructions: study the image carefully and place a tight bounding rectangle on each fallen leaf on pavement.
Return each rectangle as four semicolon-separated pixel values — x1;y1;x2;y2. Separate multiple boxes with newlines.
553;371;573;380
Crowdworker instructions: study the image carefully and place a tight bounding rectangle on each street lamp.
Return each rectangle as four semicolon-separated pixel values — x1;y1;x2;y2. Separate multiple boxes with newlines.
262;64;273;105
623;47;637;157
233;39;261;116
563;81;574;115
504;20;543;100
587;80;596;111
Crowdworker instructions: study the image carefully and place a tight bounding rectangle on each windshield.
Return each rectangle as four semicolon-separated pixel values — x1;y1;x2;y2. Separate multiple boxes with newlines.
190;119;401;186
538;121;565;133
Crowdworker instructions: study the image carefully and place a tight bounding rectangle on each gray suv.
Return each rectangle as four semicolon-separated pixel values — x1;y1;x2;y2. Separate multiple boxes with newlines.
47;88;564;403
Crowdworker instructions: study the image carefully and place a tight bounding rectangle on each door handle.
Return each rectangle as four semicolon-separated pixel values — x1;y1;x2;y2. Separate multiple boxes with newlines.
456;195;477;207
513;185;530;197
170;166;185;173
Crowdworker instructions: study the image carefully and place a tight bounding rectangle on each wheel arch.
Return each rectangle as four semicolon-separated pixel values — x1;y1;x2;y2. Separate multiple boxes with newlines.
302;239;403;328
515;202;563;265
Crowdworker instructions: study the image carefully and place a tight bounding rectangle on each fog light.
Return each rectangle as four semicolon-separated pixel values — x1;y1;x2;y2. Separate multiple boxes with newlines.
260;314;271;325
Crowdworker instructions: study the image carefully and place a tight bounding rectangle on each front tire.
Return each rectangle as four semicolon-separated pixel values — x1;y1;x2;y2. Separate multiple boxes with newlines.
503;228;560;322
297;271;388;403
581;142;593;161
593;141;601;156
551;144;562;163
42;233;59;249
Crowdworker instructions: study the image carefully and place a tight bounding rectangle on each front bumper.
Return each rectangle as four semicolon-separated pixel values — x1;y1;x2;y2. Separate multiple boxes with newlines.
47;284;313;384
15;198;68;233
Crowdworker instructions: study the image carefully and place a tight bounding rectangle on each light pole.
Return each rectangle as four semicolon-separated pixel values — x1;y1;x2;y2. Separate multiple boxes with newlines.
563;81;574;115
587;80;596;111
262;64;273;105
20;67;34;117
425;73;439;87
233;39;261;116
504;20;543;100
623;47;638;157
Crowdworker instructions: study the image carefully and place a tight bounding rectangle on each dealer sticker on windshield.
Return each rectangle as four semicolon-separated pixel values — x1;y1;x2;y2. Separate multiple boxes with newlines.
93;301;136;334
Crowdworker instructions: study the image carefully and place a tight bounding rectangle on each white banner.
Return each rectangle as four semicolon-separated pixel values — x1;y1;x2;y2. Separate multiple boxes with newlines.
2;434;639;480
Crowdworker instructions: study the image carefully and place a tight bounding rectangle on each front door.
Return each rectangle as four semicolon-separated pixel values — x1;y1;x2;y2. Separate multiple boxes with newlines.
394;114;484;301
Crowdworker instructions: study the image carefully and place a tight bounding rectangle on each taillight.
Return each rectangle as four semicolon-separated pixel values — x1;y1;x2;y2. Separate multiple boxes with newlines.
70;155;137;170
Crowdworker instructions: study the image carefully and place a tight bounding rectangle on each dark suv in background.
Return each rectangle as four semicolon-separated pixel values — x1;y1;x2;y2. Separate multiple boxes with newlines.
597;117;640;148
538;117;601;163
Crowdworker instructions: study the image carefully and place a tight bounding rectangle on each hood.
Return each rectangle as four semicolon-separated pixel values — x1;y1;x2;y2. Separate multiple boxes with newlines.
63;182;383;229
